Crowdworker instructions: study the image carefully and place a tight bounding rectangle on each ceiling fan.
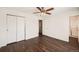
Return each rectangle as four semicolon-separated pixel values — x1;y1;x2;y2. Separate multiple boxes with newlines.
34;7;54;15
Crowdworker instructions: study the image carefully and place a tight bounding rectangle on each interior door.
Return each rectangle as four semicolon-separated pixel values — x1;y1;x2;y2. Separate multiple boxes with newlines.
7;15;17;44
17;17;25;41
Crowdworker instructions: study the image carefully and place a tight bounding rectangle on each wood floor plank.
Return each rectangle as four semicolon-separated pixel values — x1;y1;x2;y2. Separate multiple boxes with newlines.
0;35;79;52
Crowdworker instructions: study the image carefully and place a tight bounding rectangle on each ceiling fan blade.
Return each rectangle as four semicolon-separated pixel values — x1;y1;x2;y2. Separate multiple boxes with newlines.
36;7;42;12
46;12;51;15
46;8;54;11
33;12;40;14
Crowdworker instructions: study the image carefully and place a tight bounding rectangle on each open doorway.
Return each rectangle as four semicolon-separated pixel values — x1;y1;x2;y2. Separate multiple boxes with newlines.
39;20;43;36
69;16;79;47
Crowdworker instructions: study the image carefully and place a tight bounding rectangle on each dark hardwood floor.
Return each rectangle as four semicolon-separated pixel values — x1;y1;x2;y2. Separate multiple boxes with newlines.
0;35;79;52
69;37;79;48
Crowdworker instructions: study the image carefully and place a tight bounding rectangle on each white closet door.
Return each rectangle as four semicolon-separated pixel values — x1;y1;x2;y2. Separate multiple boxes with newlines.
7;15;17;43
17;17;24;41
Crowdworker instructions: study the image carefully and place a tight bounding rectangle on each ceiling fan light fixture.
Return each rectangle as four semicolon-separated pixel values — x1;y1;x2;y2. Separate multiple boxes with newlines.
34;7;54;15
41;12;44;14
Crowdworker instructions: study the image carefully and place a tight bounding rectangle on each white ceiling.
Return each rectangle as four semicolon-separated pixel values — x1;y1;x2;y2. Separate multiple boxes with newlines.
0;7;79;15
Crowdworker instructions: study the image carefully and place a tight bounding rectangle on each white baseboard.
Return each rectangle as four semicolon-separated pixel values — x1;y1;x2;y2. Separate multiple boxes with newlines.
43;34;69;42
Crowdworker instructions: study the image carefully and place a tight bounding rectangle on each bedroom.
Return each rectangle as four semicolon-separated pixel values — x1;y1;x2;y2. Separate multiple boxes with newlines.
0;7;79;52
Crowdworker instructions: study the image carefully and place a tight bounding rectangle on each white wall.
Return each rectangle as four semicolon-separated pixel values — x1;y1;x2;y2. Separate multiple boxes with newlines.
43;7;79;42
0;8;38;47
25;13;38;39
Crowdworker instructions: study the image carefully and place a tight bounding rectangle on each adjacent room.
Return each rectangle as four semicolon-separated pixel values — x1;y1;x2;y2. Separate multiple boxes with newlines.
0;7;79;52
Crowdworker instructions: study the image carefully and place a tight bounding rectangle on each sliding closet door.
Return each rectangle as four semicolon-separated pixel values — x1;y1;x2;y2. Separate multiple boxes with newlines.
7;15;17;43
17;17;25;41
